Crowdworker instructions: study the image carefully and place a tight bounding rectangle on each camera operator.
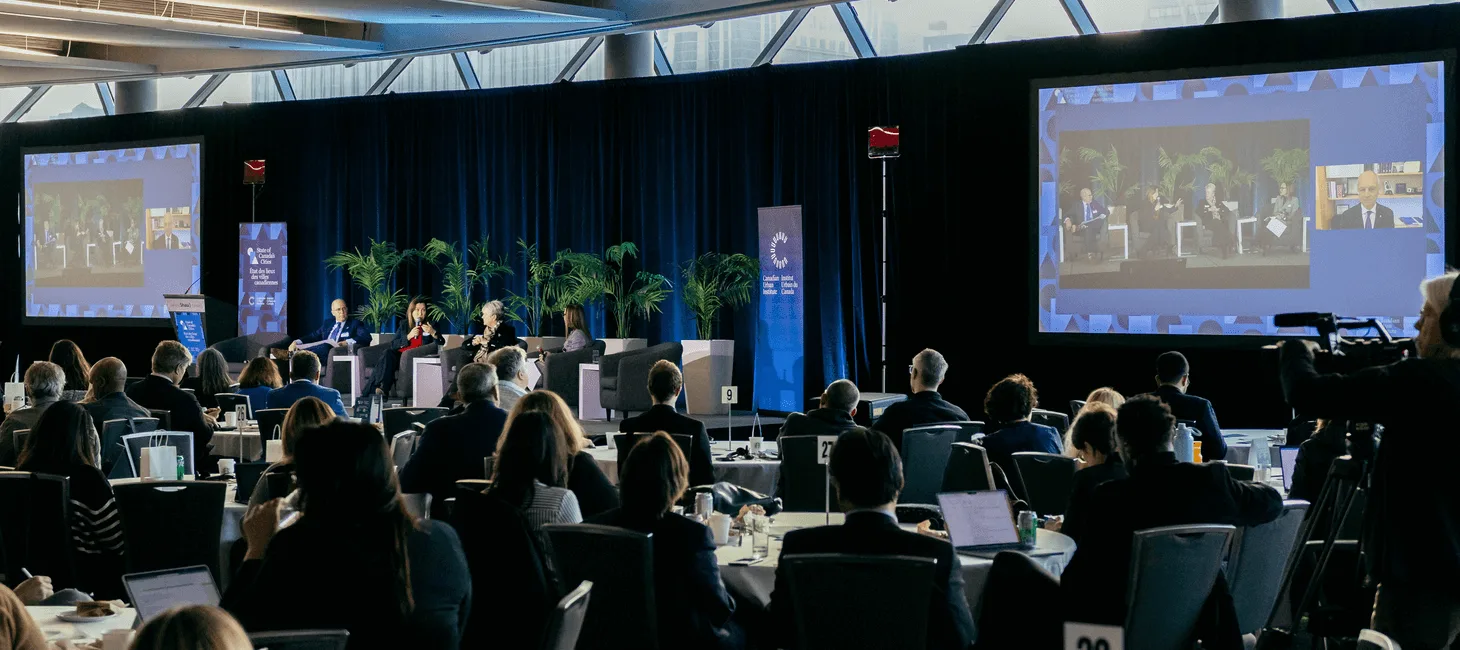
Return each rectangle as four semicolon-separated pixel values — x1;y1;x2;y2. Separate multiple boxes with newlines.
1279;271;1460;650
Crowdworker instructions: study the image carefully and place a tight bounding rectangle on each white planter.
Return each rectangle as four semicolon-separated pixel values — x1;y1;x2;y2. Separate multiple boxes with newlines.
523;336;566;352
682;339;734;416
601;338;648;356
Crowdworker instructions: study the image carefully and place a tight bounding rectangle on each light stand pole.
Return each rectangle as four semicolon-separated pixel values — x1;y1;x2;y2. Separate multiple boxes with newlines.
869;127;900;393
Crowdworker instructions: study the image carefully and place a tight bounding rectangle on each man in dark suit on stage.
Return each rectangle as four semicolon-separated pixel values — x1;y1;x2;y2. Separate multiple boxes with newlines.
618;360;715;487
1333;170;1395;230
290;299;370;383
84;357;152;474
871;348;969;452
768;428;975;650
266;351;347;416
126;340;217;472
1064;187;1109;261
400;362;508;511
1145;351;1227;460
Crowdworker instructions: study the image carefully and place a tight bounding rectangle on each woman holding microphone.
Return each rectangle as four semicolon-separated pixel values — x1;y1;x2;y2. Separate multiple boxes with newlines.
359;298;440;400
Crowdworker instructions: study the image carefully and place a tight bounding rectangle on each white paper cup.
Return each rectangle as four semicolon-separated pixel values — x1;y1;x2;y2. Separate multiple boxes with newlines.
224;411;237;428
218;458;237;476
708;513;732;546
749;436;764;455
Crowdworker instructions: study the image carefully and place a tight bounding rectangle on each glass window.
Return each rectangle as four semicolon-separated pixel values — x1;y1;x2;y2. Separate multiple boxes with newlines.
1359;0;1459;8
466;39;589;89
155;76;212;110
775;6;856;64
852;0;999;55
1285;0;1336;15
576;41;606;81
0;86;34;119
19;84;103;122
287;59;393;100
203;71;283;107
987;0;1079;42
389;54;466;94
656;11;791;72
1084;0;1216;32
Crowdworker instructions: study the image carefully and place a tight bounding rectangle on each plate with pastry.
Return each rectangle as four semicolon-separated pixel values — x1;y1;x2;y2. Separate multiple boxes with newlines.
57;601;119;622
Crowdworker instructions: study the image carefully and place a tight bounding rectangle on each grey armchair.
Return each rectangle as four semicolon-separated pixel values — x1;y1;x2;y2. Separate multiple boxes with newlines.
599;342;683;420
213;333;292;374
542;340;605;410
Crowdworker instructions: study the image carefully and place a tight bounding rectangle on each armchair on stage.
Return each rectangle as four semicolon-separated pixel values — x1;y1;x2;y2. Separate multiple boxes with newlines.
540;340;605;411
598;342;682;420
212;334;292;375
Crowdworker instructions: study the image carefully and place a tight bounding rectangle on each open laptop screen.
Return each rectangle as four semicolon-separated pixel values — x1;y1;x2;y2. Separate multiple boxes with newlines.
937;490;1020;549
123;566;219;623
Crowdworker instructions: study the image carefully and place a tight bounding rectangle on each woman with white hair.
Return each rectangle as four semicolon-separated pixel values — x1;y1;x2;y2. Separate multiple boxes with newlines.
441;300;520;408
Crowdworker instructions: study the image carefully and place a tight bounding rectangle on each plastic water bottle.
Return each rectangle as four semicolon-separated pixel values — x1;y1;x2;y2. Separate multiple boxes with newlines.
1173;423;1195;463
276;488;302;530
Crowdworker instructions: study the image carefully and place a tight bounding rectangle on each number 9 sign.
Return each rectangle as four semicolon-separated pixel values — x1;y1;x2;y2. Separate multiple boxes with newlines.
721;386;738;405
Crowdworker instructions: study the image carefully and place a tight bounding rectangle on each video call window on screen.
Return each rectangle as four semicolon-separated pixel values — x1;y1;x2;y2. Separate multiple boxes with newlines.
1034;59;1445;339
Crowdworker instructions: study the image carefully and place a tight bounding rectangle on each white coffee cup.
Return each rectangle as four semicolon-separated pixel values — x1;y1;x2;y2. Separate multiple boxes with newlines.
218;458;237;476
708;513;732;546
748;436;764;455
103;628;134;650
224;411;237;428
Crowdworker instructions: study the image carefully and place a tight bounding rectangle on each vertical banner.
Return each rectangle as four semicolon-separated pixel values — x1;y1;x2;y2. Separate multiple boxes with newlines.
756;206;805;412
239;222;288;336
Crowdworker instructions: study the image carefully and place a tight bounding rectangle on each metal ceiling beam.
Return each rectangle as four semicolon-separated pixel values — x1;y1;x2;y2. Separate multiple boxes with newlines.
182;73;226;108
969;0;1016;45
1059;0;1099;35
3;84;47;122
0;4;382;51
366;56;413;94
96;81;114;115
451;51;480;90
271;68;295;100
1328;0;1359;12
0;50;155;73
831;3;875;58
554;35;601;82
753;7;809;66
652;32;672;75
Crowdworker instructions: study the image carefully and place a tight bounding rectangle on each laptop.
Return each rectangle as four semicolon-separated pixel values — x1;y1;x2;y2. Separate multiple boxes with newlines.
123;566;220;624
937;490;1059;558
1279;446;1301;492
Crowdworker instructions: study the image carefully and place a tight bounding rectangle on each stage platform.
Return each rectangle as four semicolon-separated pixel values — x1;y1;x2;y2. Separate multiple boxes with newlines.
577;410;787;442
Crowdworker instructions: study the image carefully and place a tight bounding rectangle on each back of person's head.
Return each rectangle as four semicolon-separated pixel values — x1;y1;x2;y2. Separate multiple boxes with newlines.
18;401;98;473
1070;403;1119;459
1084;387;1125;409
289;350;321;382
1156;351;1190;385
823;379;860;413
984;374;1038;424
1116;395;1176;459
152;341;192;376
620;431;689;520
647;360;683;404
486;346;526;381
1419;271;1460;359
490;411;562;507
457;362;499;403
238;357;283;390
281;396;335;458
48;339;90;391
563;304;587;335
508;390;585;461
197;348;233;394
829;428;903;510
128;605;252;650
911;349;948;390
89;357;128;397
24;361;64;402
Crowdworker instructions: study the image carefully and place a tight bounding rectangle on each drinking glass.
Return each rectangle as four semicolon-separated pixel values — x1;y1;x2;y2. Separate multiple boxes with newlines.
746;513;771;559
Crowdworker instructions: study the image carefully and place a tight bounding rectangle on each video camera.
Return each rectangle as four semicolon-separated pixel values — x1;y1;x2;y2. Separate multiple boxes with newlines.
1272;312;1415;372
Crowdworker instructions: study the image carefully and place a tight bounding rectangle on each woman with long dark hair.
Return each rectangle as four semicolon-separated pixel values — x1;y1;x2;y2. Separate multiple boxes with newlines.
359;298;441;401
506;390;618;517
48;339;90;399
186;348;235;410
223;420;470;649
488;411;582;535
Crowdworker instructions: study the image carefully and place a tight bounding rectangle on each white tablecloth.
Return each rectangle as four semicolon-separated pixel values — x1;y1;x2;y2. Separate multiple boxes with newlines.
28;605;137;645
588;441;781;495
109;478;248;586
210;430;262;461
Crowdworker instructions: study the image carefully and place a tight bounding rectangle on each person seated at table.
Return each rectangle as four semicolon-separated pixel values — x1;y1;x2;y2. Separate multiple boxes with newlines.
1083;386;1125;410
266;351;347;416
131;605;253;650
588;431;743;650
980;374;1062;480
248;397;336;506
486;411;583;540
507;390;618;518
619;360;716;488
225;420;472;649
127;341;217;473
871;349;969;452
48;339;91;401
182;348;236;410
768;428;975;650
776;379;863;498
487;346;530;412
0;361;66;467
400;363;508;510
235;357;283;419
1054;403;1126;545
81;357;151;475
0;583;45;650
17;401;126;599
1146;350;1227;460
289;299;371;362
359;298;442;401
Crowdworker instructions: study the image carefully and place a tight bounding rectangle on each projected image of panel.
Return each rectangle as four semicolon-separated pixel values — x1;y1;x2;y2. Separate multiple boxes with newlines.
1035;61;1445;338
23;141;202;320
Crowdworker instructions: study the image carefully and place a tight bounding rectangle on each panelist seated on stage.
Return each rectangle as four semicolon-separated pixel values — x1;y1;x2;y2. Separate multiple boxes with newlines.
360;298;442;400
1063;188;1109;261
267;351;347;416
289;299;371;358
618;360;716;488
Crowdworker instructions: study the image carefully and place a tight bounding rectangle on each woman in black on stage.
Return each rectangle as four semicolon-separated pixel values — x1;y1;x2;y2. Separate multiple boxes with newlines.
1140;186;1181;259
1197;182;1236;259
359;298;441;401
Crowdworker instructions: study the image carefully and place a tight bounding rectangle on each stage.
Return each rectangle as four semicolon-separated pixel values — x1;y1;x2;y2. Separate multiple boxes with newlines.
577;410;788;442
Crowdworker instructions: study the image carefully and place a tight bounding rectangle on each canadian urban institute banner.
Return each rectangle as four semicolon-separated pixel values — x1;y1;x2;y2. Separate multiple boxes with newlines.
239;222;287;336
756;206;804;412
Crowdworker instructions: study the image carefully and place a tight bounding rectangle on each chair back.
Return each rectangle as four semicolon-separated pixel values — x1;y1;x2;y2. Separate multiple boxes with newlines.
783;554;937;650
1069;400;1087;415
249;630;350;650
112;481;226;581
121;432;196;477
1010;452;1077;516
542;581;593;650
382;407;448;438
614;433;694;478
0;471;74;585
390;432;415;470
255;408;290;441
147;409;172;430
400;493;432;520
1125;524;1236;650
100;419;134;477
947;420;984;444
542;340;606;409
1356;629;1401;650
1030;408;1069;436
941;443;996;493
12;430;28;457
131;417;160;433
1225;442;1252;466
1225;500;1309;634
1226;464;1257;482
214;393;251;417
451;489;555;648
776;436;830;512
900;426;957;504
542;523;657;650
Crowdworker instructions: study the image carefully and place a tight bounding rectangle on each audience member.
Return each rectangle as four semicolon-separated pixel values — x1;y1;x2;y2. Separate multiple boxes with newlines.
1146;351;1227;460
1056;403;1126;544
1084;387;1125;410
224;420;471;649
184;348;236;410
1288;419;1343;504
980;374;1062;479
504;391;617;518
781;379;861;438
129;605;252;650
486;346;530;412
400;363;508;508
127;341;217;472
248;396;335;506
871;349;969;451
49;339;91;400
0;584;45;650
82;358;152;475
17;401;125;598
236;357;283;418
588;431;742;649
266;350;347;416
0;361;66;466
487;411;583;536
619;360;715;488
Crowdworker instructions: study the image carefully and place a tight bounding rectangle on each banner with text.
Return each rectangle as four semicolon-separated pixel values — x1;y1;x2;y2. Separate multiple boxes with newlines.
756;205;804;412
239;222;288;336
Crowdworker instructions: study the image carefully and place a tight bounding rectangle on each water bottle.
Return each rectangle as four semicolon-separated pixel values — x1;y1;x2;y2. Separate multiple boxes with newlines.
370;393;383;424
176;454;185;480
276;488;303;530
1173;423;1195;463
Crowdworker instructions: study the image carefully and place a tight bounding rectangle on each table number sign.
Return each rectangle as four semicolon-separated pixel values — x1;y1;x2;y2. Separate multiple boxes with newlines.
722;386;738;405
1064;622;1123;650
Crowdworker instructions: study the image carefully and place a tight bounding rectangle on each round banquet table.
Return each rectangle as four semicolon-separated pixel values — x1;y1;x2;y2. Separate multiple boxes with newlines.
109;477;248;587
28;605;137;646
588;440;781;495
209;430;262;462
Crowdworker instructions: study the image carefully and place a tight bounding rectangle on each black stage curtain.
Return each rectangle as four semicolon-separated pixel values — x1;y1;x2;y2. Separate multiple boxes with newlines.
1;5;1456;424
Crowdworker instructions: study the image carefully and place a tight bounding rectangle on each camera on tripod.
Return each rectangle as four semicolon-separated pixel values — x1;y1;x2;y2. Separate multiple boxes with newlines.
1273;312;1414;371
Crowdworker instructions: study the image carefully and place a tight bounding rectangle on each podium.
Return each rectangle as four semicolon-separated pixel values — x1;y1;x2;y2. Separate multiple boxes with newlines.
164;294;208;360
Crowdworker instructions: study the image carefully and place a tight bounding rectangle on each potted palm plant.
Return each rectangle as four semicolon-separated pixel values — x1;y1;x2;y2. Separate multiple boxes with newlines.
601;242;671;355
506;239;568;351
325;239;419;344
679;252;759;415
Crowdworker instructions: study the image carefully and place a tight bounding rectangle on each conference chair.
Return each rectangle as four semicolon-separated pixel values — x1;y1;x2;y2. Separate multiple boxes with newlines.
1124;524;1236;650
11;430;28;458
121;432;196;478
255;408;290;443
390;432;416;471
0;471;75;587
541;339;606;410
941;443;996;493
776;436;831;512
211;333;293;375
783;554;937;650
600;342;683;420
1069;399;1087;415
382;407;448;439
451;483;555;648
1225;442;1253;466
1356;629;1401;650
1030;408;1070;436
614;433;694;479
542;524;658;650
946;421;985;444
1226;501;1309;639
542;581;593;650
400;493;432;520
100;420;137;479
1226;464;1257;482
1010;452;1077;516
113;480;226;582
214;393;252;419
147;409;172;431
248;630;350;650
131;417;160;433
900;426;957;505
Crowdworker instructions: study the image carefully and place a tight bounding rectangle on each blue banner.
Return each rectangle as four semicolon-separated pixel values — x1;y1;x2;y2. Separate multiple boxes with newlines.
755;206;804;412
239;222;288;336
172;311;207;359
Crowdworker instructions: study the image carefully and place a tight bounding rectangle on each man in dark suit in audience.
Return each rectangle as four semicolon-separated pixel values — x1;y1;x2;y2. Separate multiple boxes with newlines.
871;348;969;452
1332;170;1396;230
0;361;65;467
400;362;508;509
1146;351;1227;460
776;379;864;498
619;360;715;487
265;351;347;416
84;357;152;473
768;428;975;650
126;340;217;472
